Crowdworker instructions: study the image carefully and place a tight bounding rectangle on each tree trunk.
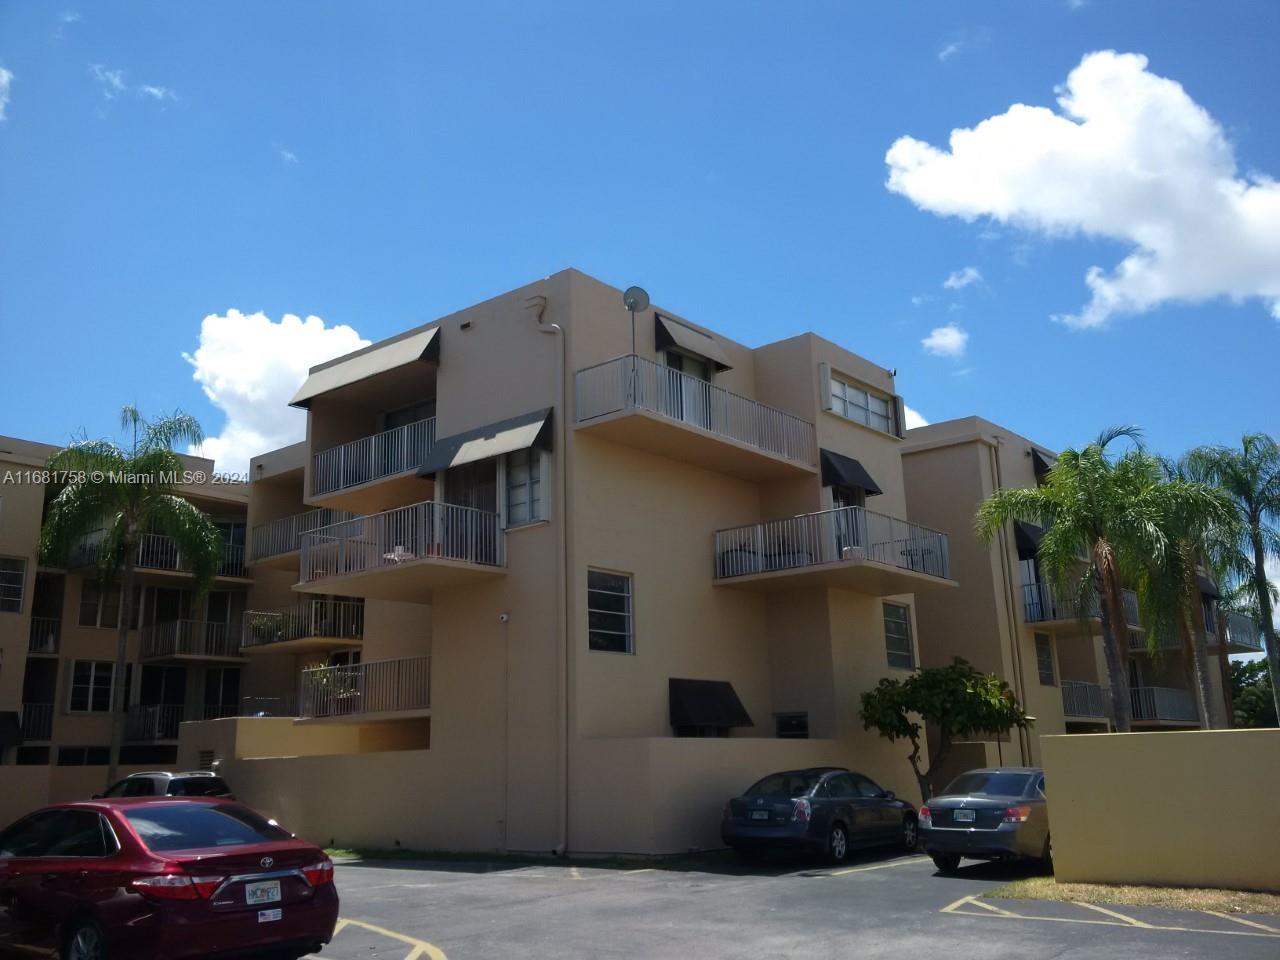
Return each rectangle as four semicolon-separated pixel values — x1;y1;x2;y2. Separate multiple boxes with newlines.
1215;608;1234;727
1178;545;1217;729
906;735;935;803
1180;609;1213;729
1252;528;1280;724
105;560;135;788
1094;563;1132;732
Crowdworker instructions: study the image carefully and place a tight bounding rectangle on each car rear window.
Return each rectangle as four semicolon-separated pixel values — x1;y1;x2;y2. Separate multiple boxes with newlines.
746;772;823;797
943;772;1033;797
167;776;230;797
125;803;291;852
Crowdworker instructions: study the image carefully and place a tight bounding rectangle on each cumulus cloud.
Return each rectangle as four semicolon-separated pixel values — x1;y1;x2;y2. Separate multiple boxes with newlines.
183;310;369;473
886;50;1280;328
903;405;929;430
0;67;12;122
943;266;982;290
938;42;963;63
921;322;969;358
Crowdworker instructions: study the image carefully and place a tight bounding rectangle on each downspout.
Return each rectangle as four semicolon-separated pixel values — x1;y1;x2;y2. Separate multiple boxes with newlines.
988;438;1032;765
530;295;571;856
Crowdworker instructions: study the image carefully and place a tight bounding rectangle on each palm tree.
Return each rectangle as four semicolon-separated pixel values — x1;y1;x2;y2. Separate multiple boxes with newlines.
39;407;225;786
1187;435;1280;723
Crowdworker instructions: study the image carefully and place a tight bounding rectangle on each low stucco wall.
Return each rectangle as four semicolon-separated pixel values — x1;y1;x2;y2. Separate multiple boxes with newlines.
0;764;160;829
1041;729;1280;891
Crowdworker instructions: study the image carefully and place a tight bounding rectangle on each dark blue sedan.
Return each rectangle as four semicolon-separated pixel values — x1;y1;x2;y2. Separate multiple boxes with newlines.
721;767;918;863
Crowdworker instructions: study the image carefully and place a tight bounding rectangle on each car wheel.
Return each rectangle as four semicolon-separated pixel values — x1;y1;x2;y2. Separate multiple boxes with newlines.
930;851;961;873
62;919;107;960
826;823;849;864
901;814;919;851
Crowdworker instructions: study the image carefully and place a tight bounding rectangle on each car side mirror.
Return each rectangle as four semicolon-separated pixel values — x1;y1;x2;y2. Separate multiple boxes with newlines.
91;794;102;800
883;790;895;800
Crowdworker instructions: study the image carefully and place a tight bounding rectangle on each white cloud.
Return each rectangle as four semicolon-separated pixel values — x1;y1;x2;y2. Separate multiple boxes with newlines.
60;10;81;22
885;50;1280;328
921;322;969;358
138;85;176;102
910;294;934;306
1067;0;1087;9
903;405;929;430
90;64;125;99
938;42;963;63
183;310;369;473
943;266;982;290
279;148;300;165
0;67;12;122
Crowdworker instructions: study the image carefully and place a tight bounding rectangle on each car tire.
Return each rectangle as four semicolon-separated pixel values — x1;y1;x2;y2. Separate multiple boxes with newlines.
826;823;850;864
901;814;919;852
61;918;107;960
930;851;961;873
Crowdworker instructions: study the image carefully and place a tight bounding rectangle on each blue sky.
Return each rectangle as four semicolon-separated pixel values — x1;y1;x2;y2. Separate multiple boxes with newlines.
1;1;1278;469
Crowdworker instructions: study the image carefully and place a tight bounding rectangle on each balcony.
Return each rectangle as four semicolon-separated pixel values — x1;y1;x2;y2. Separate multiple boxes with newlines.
28;617;59;655
1061;681;1109;720
1128;630;1179;653
299;655;431;722
1130;686;1198;724
142;620;248;663
250;508;361;568
71;532;250;581
310;417;436;511
20;703;53;741
242;599;364;655
125;704;185;741
713;505;953;595
1022;582;1140;628
575;355;818;480
1224;611;1264;653
297;500;504;601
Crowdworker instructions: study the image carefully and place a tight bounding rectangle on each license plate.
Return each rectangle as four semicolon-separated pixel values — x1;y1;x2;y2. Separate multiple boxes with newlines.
953;809;975;822
750;810;770;821
246;880;281;905
258;908;282;923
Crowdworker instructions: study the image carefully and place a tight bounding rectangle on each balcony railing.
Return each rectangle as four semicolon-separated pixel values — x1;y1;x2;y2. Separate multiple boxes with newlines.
242;599;365;648
251;508;361;561
575;355;818;467
72;532;247;578
1127;630;1179;652
1225;611;1263;651
28;617;60;654
1061;681;1108;719
299;655;431;719
312;417;436;497
142;620;244;659
1022;582;1140;627
1130;686;1197;723
20;703;54;741
125;703;185;741
714;505;949;580
300;500;504;583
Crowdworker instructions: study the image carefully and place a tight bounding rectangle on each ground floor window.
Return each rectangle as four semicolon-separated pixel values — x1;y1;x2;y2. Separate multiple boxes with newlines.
15;746;50;765
587;569;633;653
68;661;115;713
56;746;109;766
774;712;810;739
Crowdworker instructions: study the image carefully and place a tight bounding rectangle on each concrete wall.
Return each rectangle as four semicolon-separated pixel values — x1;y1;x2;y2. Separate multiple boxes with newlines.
1041;730;1280;891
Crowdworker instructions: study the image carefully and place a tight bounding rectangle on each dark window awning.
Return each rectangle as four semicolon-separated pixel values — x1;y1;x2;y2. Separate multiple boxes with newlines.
669;678;752;729
1014;521;1046;559
655;315;732;371
418;408;552;477
1031;449;1055;485
0;712;21;748
819;449;883;496
290;326;440;409
1197;574;1221;599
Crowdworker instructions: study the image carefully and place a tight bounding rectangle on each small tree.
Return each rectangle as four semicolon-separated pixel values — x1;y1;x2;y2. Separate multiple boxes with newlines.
860;658;1031;802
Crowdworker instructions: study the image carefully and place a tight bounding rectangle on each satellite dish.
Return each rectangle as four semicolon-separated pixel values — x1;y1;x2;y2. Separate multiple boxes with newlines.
623;286;650;313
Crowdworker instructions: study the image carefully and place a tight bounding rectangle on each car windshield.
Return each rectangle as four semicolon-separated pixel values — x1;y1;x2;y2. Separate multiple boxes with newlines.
942;772;1033;797
745;772;823;797
125;803;291;852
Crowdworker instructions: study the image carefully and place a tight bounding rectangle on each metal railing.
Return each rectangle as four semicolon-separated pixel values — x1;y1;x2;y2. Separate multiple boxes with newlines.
72;531;247;578
21;703;54;741
142;620;244;660
1225;611;1263;651
250;508;361;561
1128;629;1179;652
714;505;949;580
1130;686;1198;722
125;704;185;741
575;355;818;467
242;598;365;648
1022;582;1140;627
312;417;436;497
235;695;297;718
28;617;60;654
1061;681;1108;719
299;655;431;719
300;500;504;583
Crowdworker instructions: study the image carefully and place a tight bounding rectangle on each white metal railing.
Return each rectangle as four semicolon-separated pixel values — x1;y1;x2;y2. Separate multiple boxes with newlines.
1061;681;1108;719
1225;611;1263;651
235;695;297;717
28;617;60;654
299;655;430;719
300;500;503;583
242;598;365;648
20;703;53;741
1128;629;1179;652
575;355;818;467
1022;582;1140;627
125;704;185;741
311;417;436;497
714;505;949;580
250;508;361;561
1130;686;1198;722
142;620;244;659
72;531;247;578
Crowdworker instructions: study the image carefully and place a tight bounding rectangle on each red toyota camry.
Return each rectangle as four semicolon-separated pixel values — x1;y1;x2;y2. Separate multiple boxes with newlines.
0;797;338;960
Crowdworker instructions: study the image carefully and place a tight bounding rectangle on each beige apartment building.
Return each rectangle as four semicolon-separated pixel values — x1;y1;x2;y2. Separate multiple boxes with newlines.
901;416;1263;771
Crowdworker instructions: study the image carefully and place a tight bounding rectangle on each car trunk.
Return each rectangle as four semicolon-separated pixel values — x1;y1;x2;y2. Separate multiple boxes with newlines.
927;797;1013;830
729;793;800;825
162;841;320;912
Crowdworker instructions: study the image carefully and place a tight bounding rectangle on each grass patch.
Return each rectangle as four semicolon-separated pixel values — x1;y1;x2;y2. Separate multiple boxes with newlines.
986;876;1280;915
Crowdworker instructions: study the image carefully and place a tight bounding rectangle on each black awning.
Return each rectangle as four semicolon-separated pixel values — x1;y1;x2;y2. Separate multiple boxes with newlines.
1031;449;1054;485
819;449;883;496
1197;574;1221;599
669;678;753;729
418;408;552;477
0;712;21;748
654;316;733;370
1014;521;1046;559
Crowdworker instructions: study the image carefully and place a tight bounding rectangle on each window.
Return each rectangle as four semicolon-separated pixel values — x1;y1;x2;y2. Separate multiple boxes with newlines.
124;803;291;852
673;725;729;738
120;745;178;766
883;602;914;670
0;557;25;613
942;771;1033;797
587;570;633;653
849;773;886;798
830;376;893;434
15;746;50;766
56;746;110;766
1034;633;1056;686
506;449;543;526
825;773;857;798
746;772;823;797
1202;597;1216;634
78;582;139;629
68;661;115;713
774;712;810;739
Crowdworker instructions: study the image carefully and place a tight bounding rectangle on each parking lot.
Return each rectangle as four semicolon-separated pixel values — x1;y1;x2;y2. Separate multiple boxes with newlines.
309;851;1280;959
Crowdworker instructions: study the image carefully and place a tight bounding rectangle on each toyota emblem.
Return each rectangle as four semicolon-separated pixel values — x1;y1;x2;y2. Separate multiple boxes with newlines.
260;856;274;869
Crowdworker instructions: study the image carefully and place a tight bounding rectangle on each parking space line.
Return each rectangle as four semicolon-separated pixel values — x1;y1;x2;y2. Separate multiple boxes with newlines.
336;917;449;960
1072;901;1153;927
940;899;1280;939
1203;911;1280;934
964;898;1020;917
826;856;930;877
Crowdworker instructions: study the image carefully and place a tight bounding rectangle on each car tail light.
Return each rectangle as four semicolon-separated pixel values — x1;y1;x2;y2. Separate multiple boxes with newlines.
302;859;334;886
791;798;811;823
131;871;224;901
1003;805;1032;823
919;805;931;827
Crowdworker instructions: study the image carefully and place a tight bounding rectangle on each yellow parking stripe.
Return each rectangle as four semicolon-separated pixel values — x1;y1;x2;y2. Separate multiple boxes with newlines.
826;856;930;877
964;898;1020;917
336;917;449;960
1071;901;1152;928
941;900;1280;939
1203;911;1280;934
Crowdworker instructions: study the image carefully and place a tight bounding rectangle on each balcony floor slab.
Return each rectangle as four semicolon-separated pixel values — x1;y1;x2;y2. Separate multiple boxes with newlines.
715;557;956;595
242;636;362;656
305;472;434;515
294;555;504;602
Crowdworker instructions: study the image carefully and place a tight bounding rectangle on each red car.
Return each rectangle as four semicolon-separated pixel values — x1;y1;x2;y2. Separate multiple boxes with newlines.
0;798;338;960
